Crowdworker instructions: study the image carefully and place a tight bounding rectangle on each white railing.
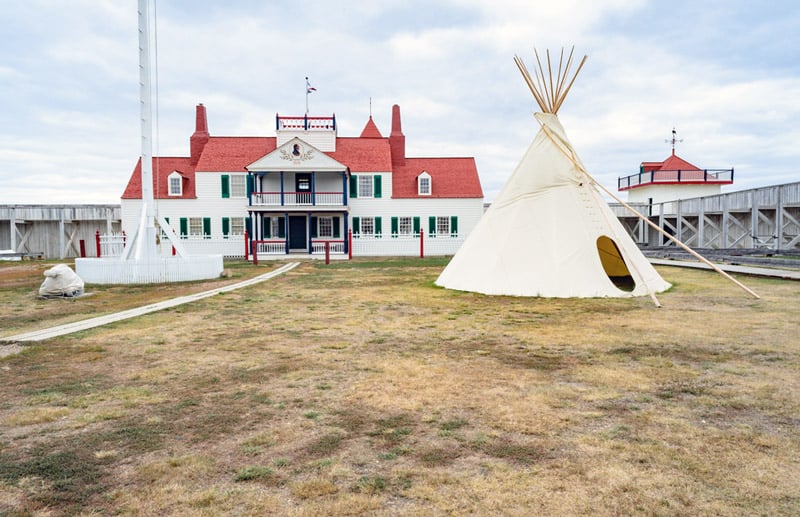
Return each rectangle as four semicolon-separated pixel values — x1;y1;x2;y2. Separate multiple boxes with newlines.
311;240;346;255
99;233;126;257
351;233;465;257
250;191;344;206
255;240;287;255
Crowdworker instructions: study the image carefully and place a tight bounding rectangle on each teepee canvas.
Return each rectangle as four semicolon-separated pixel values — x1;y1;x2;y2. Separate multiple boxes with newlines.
436;48;672;299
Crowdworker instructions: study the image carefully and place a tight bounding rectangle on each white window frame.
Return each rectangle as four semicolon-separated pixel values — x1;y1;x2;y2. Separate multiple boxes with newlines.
230;175;246;198
436;216;450;235
358;175;374;198
188;217;204;238
270;218;282;239
418;172;431;196
230;217;245;236
168;171;183;196
398;216;413;236
360;216;375;236
318;217;333;238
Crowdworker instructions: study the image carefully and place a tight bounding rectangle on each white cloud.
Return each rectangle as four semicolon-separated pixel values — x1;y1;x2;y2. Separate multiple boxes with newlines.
0;0;798;205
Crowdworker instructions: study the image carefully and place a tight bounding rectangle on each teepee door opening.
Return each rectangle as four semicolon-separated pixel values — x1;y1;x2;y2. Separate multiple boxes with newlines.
596;236;635;292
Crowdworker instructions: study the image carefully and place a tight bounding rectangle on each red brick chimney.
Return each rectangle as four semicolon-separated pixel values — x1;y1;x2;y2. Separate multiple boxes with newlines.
389;104;405;167
190;103;209;166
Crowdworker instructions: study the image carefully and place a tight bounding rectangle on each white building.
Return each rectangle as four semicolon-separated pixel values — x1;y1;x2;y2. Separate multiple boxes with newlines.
618;137;734;206
121;104;484;258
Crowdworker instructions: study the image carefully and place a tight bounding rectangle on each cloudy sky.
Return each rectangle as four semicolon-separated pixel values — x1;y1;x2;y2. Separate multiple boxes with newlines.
2;0;799;205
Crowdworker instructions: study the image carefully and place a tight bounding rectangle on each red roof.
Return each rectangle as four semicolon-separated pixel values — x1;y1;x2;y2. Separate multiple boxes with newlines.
121;157;196;199
359;116;383;138
393;157;483;198
123;106;482;200
330;138;392;172
195;137;277;172
642;152;702;172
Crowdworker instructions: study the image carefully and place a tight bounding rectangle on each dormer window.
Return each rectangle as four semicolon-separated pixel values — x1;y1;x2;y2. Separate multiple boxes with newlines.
418;171;431;196
168;171;183;196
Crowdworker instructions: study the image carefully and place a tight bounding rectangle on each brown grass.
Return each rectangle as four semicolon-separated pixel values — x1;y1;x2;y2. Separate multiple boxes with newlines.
0;257;798;515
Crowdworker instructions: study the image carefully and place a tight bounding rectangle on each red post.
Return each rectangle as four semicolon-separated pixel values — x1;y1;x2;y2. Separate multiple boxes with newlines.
252;241;259;265
348;229;353;260
244;230;249;261
172;245;176;256
95;230;101;257
325;241;330;265
79;239;86;258
419;228;425;258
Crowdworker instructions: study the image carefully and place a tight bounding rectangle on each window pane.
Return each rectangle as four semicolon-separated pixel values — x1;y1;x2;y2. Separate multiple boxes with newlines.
358;175;373;198
419;176;430;195
189;217;203;237
399;216;412;235
361;216;374;235
169;176;182;196
319;217;333;237
436;216;450;235
230;217;244;235
230;175;246;197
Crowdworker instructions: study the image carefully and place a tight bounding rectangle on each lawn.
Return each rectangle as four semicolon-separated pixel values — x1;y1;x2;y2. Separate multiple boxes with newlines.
0;258;798;515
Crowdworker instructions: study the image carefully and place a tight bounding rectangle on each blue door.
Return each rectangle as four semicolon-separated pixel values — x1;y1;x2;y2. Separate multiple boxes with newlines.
289;216;306;250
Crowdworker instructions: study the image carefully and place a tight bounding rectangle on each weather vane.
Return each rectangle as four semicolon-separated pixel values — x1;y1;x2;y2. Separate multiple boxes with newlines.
666;127;683;155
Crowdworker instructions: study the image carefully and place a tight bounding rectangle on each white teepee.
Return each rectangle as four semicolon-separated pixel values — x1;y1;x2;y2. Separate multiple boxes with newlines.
436;48;672;299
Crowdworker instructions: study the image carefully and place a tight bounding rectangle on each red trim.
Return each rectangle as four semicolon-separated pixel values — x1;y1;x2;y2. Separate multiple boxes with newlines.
619;180;733;191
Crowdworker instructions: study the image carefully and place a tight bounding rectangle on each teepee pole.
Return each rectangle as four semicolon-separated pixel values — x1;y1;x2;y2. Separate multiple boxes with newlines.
539;123;760;299
593;181;759;299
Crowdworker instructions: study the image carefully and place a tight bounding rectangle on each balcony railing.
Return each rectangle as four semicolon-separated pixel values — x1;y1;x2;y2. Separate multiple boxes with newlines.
250;191;345;207
618;168;734;191
276;114;336;131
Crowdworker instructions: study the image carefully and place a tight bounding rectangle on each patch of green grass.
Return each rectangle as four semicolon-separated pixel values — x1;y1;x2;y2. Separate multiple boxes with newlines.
306;433;345;457
439;418;468;432
354;475;386;494
235;465;274;482
0;447;108;508
367;414;415;444
474;439;545;465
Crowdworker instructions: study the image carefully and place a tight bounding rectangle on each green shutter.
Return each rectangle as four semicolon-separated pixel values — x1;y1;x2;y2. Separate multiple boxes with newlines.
413;216;421;235
428;216;436;235
333;217;341;238
311;217;318;238
450;216;458;236
203;217;211;238
222;217;230;237
221;174;230;198
350;175;358;198
246;174;254;196
374;175;382;198
352;216;360;235
278;217;286;238
264;217;271;238
245;217;251;237
391;216;399;237
375;216;382;236
179;217;188;237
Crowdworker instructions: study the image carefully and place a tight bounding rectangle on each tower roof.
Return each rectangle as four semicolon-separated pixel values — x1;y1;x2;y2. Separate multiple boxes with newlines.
359;116;383;138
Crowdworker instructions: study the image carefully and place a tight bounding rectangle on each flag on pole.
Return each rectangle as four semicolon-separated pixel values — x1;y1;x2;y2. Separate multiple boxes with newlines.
305;77;317;114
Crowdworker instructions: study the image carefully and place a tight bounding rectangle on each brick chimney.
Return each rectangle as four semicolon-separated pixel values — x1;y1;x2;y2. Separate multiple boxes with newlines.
190;103;209;166
389;104;405;167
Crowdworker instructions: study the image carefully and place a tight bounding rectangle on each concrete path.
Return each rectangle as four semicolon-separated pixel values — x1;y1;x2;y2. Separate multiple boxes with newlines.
1;262;299;344
650;258;800;281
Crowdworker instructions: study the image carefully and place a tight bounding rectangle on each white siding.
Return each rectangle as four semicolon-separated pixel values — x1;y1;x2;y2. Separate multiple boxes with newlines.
627;184;723;204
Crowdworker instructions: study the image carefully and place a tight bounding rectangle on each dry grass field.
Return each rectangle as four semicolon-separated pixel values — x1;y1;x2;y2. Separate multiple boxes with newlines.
0;258;798;516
